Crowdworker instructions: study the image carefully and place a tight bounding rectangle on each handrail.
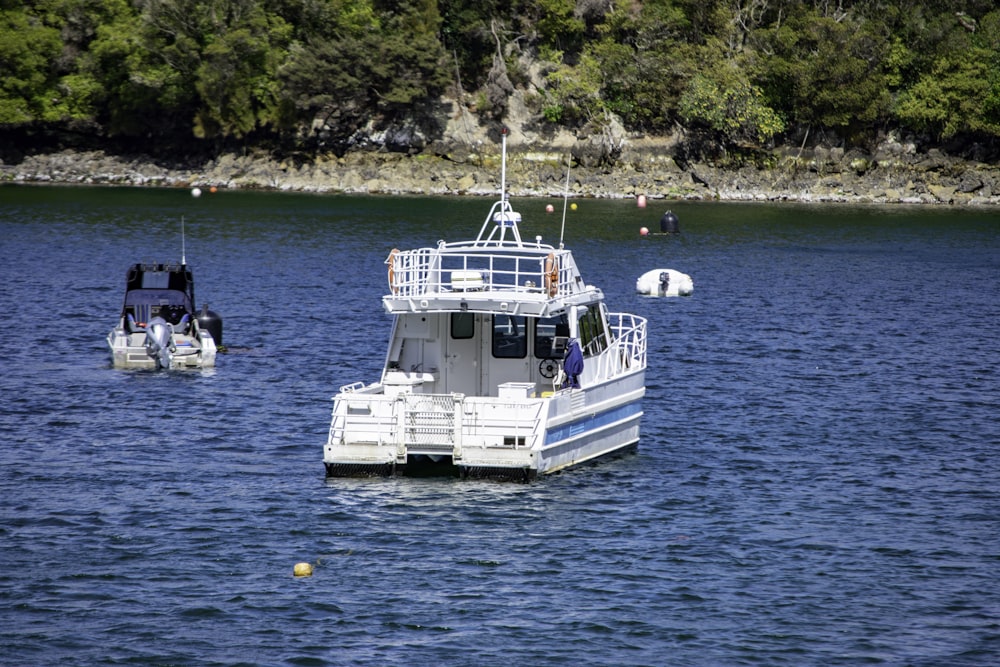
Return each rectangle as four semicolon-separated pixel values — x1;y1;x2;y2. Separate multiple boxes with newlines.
329;391;546;451
388;246;572;298
587;313;647;382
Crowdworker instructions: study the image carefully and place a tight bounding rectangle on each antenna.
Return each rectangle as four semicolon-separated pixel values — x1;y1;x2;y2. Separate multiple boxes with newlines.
181;216;186;265
500;127;508;201
559;155;571;249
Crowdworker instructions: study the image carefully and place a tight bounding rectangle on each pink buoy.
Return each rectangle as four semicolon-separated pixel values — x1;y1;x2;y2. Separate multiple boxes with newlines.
637;195;647;208
640;227;649;236
545;204;554;214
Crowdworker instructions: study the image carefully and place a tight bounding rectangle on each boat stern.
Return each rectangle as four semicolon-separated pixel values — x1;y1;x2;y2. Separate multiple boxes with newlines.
107;326;217;369
324;384;546;480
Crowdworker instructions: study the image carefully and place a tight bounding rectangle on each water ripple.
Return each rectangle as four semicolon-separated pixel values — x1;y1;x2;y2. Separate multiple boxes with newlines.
2;190;999;665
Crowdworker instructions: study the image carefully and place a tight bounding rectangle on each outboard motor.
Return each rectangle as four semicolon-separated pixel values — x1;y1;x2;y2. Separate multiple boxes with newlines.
145;316;174;369
660;210;680;234
658;271;671;296
196;303;223;346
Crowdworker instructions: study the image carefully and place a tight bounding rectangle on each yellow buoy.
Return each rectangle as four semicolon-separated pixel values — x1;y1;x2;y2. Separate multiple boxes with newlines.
293;562;313;577
570;202;577;210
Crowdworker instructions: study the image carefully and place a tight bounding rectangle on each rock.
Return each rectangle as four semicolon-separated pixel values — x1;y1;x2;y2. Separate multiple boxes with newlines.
456;174;476;191
958;175;983;193
928;184;956;203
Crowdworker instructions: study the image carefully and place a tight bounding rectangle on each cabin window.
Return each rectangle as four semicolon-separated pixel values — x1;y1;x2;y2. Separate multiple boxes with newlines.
492;314;527;358
140;271;171;289
534;315;570;358
577;307;608;357
451;312;475;339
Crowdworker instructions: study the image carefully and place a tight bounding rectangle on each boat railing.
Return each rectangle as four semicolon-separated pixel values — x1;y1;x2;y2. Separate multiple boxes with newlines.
330;387;545;452
388;246;572;299
459;397;545;451
329;391;397;447
588;313;647;382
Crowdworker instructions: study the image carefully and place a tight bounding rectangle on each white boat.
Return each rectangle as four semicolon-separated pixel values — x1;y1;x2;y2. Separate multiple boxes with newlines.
324;134;647;480
107;261;222;369
635;268;694;297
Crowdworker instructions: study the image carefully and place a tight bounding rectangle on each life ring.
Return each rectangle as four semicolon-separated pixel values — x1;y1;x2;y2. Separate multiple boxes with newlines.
544;252;558;297
387;248;399;293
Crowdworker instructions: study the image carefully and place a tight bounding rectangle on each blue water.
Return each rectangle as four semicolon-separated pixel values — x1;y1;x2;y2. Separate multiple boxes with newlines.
1;185;999;666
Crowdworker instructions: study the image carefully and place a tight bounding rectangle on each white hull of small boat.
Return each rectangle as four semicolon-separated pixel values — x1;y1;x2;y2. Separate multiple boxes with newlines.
107;325;217;369
636;269;694;297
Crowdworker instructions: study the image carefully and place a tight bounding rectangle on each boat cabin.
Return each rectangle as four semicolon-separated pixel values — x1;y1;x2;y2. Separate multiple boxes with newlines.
119;262;196;333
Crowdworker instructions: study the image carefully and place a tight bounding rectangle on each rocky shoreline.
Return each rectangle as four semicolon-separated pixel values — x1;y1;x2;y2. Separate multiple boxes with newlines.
4;92;1000;205
4;138;1000;206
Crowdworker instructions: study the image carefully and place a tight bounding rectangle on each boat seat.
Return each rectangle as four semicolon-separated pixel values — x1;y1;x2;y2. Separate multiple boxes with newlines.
158;305;190;333
127;304;152;332
172;313;191;335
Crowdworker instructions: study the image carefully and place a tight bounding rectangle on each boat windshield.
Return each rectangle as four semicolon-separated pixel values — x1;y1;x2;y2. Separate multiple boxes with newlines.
123;289;193;329
124;289;190;308
122;264;196;323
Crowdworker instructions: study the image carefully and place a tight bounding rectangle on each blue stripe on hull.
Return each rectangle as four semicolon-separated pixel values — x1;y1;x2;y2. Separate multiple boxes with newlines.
543;401;643;446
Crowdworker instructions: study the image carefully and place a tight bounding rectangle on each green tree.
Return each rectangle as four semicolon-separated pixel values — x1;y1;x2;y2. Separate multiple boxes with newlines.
5;0;1000;153
0;0;130;125
130;0;291;140
894;9;1000;139
439;0;506;93
533;0;585;55
678;69;785;145
757;7;892;135
895;51;1000;138
280;0;449;149
0;5;63;123
559;0;693;132
193;13;291;138
544;50;603;124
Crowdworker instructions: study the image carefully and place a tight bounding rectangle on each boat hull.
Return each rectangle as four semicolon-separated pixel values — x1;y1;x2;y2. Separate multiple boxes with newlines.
107;328;217;369
324;369;644;480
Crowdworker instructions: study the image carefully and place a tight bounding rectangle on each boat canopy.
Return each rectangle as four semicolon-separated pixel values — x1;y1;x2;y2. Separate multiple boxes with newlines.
122;263;196;307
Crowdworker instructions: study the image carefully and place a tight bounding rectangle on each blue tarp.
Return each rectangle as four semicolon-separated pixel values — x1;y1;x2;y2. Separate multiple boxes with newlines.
563;338;583;389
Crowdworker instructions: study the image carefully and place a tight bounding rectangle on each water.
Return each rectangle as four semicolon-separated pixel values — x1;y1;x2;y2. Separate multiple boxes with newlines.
1;185;999;666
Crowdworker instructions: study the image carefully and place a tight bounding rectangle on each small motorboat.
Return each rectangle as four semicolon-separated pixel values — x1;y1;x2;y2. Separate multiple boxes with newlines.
636;269;694;297
324;131;648;480
107;261;222;369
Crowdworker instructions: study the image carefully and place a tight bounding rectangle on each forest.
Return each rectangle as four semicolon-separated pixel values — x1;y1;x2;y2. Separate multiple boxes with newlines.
2;0;999;160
